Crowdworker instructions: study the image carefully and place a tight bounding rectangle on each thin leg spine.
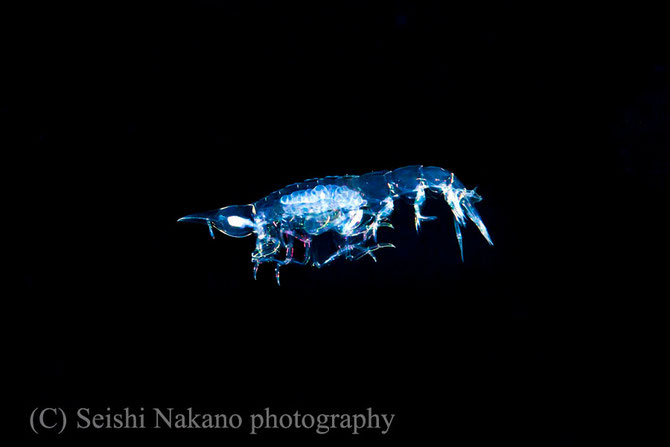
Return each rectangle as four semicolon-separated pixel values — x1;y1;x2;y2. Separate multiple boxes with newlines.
453;217;465;262
413;183;437;233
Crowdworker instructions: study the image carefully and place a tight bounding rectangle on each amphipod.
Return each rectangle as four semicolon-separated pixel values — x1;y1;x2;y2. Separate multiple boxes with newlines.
179;165;493;284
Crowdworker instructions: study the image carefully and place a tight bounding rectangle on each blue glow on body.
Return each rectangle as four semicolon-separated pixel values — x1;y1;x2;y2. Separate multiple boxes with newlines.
179;165;493;284
279;184;367;216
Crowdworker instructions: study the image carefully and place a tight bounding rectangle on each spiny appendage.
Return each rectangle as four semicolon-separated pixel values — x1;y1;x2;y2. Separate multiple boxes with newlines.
365;220;394;243
312;240;396;268
363;197;395;243
402;178;492;260
412;182;437;232
313;215;397;268
442;185;493;260
252;229;396;281
252;230;313;285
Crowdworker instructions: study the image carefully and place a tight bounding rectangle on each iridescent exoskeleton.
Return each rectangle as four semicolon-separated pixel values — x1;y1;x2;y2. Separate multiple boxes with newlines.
179;165;492;284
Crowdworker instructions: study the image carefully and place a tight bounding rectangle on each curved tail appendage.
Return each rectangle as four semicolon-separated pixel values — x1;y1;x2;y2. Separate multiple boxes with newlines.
443;186;493;261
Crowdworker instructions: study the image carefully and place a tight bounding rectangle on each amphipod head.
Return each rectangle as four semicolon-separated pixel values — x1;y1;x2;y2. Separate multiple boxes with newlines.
178;204;256;238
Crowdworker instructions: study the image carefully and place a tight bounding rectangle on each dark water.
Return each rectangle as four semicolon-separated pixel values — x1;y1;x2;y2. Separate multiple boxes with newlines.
13;2;666;445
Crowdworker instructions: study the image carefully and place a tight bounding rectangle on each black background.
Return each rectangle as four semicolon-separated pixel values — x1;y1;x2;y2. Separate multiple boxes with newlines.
13;1;667;445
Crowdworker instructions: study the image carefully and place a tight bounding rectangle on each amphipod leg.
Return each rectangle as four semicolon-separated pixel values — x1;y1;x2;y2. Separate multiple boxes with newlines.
313;242;395;268
274;263;281;286
462;198;493;245
453;217;465;262
274;239;297;286
252;258;289;285
313;244;353;268
302;238;312;265
367;219;394;243
351;243;396;262
367;198;395;243
252;261;260;280
444;185;467;261
282;231;312;265
413;183;437;233
444;185;493;261
208;221;216;239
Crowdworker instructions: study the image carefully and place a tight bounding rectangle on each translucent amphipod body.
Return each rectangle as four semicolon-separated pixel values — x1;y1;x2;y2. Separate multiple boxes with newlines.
179;165;493;284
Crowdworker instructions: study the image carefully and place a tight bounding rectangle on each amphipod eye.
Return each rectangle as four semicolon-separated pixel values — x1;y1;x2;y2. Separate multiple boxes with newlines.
214;205;256;238
227;215;253;228
179;204;256;238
